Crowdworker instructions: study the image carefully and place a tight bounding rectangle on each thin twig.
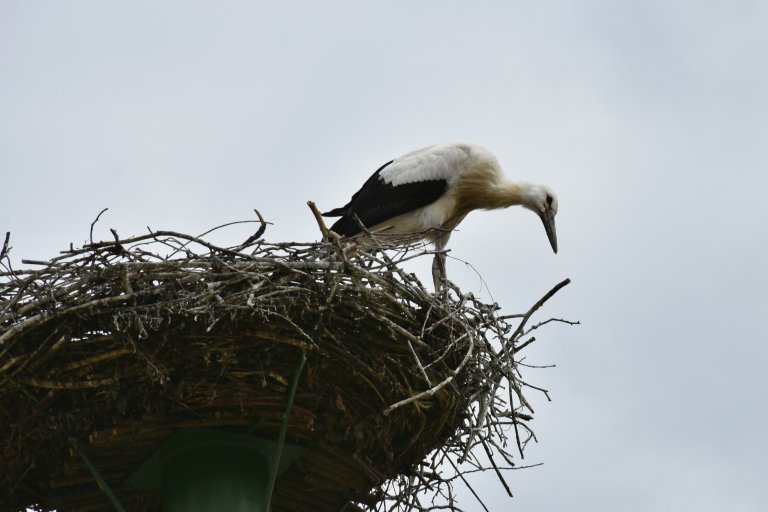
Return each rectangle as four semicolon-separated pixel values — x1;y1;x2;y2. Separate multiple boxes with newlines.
0;232;10;260
89;208;109;244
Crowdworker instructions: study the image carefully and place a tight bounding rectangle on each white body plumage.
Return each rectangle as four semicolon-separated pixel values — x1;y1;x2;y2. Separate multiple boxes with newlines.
324;142;559;254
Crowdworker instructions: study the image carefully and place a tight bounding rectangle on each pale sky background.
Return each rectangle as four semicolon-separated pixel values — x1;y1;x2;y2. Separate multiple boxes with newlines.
2;1;768;511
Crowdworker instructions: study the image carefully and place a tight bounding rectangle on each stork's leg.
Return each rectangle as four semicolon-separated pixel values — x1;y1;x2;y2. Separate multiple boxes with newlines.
432;232;448;293
431;252;445;292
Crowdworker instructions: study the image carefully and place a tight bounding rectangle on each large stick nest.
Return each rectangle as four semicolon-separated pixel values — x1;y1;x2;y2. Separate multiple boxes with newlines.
0;217;571;512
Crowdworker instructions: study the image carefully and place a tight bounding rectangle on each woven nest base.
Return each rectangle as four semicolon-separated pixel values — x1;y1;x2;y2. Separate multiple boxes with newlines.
0;223;572;511
53;322;466;512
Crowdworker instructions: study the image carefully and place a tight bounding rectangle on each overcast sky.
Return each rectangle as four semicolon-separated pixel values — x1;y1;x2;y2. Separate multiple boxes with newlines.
2;1;768;511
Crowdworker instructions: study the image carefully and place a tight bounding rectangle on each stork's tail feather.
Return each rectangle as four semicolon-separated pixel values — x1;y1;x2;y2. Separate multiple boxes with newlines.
322;207;346;217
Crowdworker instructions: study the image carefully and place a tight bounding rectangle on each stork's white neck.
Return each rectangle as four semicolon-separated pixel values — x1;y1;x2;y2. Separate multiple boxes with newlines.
485;181;553;213
482;180;531;210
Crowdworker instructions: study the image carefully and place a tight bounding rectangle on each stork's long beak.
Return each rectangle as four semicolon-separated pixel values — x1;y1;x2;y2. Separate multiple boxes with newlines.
540;207;558;254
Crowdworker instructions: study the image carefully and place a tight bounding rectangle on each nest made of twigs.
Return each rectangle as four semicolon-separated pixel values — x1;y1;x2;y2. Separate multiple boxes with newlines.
0;217;572;512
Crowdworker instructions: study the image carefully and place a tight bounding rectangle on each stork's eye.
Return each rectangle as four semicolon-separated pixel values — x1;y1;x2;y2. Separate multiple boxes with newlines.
546;194;553;206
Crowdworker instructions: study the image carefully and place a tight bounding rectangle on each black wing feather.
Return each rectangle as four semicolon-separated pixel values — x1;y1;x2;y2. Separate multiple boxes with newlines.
323;160;448;236
322;161;393;217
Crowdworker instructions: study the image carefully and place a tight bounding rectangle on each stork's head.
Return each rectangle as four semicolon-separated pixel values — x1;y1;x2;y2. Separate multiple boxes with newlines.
522;184;558;254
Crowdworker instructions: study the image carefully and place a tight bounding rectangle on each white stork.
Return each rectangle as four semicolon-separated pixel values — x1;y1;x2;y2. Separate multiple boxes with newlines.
323;142;558;287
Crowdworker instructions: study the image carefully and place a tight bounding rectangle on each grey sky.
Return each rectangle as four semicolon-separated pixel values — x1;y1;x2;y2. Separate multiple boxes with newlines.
2;1;767;510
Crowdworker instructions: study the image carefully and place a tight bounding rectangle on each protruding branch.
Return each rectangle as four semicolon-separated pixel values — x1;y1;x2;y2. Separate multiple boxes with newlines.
239;209;270;248
307;200;330;240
